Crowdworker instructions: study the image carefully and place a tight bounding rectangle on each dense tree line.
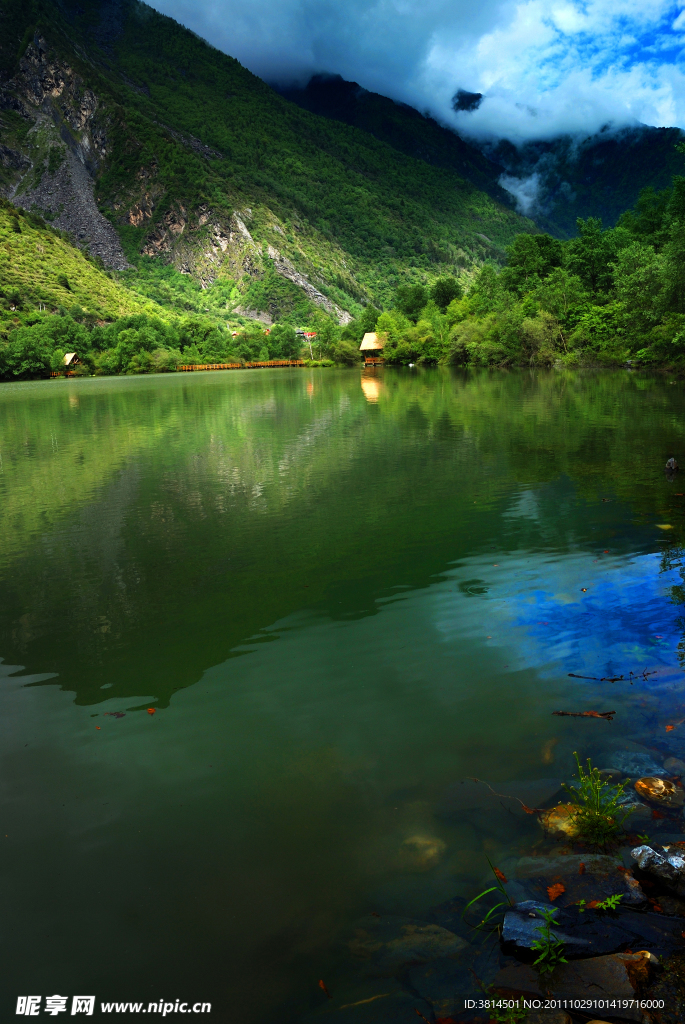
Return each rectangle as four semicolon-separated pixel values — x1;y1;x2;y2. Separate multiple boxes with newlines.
374;175;685;368
0;312;306;380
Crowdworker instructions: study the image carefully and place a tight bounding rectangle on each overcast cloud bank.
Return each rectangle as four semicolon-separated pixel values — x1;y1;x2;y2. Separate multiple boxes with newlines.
148;0;685;142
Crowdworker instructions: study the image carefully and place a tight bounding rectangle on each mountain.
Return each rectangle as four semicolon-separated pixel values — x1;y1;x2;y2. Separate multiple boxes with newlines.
275;73;512;208
278;74;685;241
487;125;685;237
0;0;534;329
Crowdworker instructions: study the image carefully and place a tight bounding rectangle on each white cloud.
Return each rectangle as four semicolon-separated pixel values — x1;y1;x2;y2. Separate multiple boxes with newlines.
148;0;685;141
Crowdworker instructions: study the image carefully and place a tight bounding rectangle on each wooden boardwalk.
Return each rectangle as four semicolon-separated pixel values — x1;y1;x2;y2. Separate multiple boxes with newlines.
177;360;306;372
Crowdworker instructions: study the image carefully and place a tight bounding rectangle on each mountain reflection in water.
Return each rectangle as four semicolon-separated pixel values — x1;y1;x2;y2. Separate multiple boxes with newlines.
0;367;685;1021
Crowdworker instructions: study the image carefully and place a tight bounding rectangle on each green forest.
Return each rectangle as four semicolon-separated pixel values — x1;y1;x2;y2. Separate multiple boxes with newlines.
5;171;685;379
2;0;685;380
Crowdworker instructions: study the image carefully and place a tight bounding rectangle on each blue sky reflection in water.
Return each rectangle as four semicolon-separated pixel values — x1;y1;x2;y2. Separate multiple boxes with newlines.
2;367;685;1021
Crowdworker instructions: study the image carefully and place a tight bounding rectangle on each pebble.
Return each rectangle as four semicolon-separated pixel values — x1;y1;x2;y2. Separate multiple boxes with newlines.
634;777;685;807
664;757;685;775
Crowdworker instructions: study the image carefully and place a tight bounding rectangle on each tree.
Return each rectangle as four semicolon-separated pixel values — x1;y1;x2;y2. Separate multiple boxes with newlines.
430;277;462;310
268;324;299;358
565;218;626;295
395;283;428;322
501;234;563;294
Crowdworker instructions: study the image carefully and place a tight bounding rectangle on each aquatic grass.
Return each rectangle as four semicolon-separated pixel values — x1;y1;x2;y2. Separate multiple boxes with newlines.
462;858;514;934
563;751;630;850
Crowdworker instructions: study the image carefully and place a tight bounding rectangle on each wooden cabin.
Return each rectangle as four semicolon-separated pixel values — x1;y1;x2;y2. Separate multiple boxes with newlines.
359;332;384;364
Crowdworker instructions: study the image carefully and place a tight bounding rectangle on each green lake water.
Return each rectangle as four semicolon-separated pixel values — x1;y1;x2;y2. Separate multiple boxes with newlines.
2;366;685;1020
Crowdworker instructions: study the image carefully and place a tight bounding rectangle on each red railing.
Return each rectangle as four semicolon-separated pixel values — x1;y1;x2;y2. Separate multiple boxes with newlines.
176;360;306;372
364;357;385;365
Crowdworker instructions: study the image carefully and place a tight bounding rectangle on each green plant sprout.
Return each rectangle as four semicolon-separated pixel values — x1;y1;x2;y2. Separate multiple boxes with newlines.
531;907;568;975
563;751;631;849
636;832;650;842
578;893;623;913
462;858;514;933
489;1003;528;1024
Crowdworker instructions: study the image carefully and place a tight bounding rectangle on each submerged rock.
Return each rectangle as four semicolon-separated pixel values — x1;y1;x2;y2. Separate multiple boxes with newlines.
664;757;685;776
608;752;664;777
539;803;577;837
635;777;685;807
347;915;467;976
399;834;446;870
617;792;652;820
299;978;433;1023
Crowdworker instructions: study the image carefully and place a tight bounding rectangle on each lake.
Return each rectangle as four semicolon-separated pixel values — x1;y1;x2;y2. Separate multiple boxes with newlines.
1;365;684;1021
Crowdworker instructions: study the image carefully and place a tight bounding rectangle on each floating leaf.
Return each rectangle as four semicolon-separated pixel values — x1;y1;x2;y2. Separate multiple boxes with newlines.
147;708;156;715
547;882;565;901
318;980;332;999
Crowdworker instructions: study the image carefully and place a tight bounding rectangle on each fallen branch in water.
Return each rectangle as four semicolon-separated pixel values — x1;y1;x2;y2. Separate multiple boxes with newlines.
553;710;616;721
568;669;656;683
465;777;546;814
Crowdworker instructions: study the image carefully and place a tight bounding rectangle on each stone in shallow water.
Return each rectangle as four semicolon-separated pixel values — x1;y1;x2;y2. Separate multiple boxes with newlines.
608;752;664;777
492;961;543;997
510;853;644;907
539;803;577;837
635;777;685;807
503;900;684;957
631;844;685;896
548;953;650;1021
664;757;685;776
617;793;652;820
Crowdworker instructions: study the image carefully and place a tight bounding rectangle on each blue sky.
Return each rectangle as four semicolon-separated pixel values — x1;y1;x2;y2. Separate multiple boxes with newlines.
148;0;685;142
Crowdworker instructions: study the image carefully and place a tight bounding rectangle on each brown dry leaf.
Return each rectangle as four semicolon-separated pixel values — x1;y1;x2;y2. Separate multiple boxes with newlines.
318;980;332;999
494;868;508;883
547;882;566;901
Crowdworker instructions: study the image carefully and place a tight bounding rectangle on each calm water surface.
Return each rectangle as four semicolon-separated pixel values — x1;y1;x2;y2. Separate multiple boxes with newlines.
2;366;685;1020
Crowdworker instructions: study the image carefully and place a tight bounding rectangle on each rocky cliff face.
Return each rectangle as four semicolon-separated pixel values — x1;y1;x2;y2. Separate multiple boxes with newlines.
1;36;130;269
0;33;353;321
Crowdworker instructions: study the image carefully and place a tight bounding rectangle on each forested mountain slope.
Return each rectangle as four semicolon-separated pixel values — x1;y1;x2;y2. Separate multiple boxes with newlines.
0;0;534;327
489;126;685;237
279;74;685;241
276;74;512;208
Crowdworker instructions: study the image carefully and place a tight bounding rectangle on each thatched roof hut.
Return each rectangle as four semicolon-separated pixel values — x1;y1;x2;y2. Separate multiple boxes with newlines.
359;332;384;352
63;353;79;366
